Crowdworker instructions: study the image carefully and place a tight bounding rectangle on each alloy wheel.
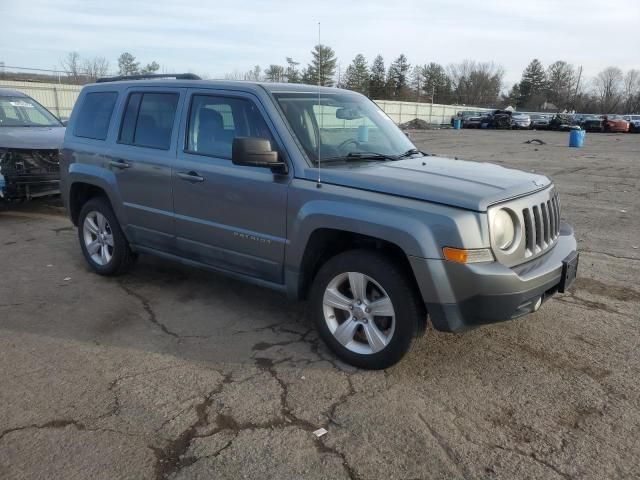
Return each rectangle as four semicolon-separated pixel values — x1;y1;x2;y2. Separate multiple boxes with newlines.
322;272;396;355
82;211;114;266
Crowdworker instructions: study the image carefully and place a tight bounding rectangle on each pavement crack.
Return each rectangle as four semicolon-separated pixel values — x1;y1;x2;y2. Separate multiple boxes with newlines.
417;413;468;478
117;280;180;338
0;419;85;441
489;443;573;479
581;249;640;262
151;373;233;480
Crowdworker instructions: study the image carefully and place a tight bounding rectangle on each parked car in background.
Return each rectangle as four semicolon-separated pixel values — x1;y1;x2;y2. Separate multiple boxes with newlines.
581;115;604;132
602;115;630;133
60;75;578;369
462;112;486;129
549;113;575;131
529;114;551;130
451;110;478;127
489;110;513;129
622;115;640;133
0;88;65;201
511;113;531;129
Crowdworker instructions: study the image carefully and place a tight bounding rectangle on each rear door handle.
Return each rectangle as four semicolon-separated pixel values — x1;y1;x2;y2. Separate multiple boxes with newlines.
109;159;131;169
177;171;205;183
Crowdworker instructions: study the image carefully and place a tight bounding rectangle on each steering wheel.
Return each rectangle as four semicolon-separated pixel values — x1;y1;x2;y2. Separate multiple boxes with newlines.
337;138;359;153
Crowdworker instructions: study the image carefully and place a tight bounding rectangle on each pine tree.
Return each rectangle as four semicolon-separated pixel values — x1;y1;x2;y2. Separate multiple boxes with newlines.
369;55;387;99
420;63;451;103
519;59;547;108
343;54;369;95
117;52;139;76
141;61;160;75
305;44;337;86
285;57;300;83
264;64;286;82
387;54;411;99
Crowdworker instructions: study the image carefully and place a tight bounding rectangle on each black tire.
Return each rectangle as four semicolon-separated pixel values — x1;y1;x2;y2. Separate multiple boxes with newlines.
308;249;425;369
77;196;137;275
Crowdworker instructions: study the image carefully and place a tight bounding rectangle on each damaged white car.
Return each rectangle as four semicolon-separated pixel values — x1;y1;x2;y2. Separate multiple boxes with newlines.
0;88;64;201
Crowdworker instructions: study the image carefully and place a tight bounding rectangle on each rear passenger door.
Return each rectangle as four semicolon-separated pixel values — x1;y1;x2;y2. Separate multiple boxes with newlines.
110;88;184;252
172;89;290;283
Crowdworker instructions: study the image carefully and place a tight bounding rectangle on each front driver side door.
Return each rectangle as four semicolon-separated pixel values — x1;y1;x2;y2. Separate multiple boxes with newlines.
172;89;290;284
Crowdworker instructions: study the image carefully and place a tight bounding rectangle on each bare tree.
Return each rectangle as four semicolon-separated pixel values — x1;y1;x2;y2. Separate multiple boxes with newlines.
593;67;624;113
623;69;640;113
83;56;110;82
60;52;82;84
448;60;504;107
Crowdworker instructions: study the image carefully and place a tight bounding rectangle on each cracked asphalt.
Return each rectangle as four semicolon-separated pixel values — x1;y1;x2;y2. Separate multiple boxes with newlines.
1;129;639;479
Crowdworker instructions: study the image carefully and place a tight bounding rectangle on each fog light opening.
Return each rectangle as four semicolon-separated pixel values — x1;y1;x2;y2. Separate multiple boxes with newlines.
533;297;542;312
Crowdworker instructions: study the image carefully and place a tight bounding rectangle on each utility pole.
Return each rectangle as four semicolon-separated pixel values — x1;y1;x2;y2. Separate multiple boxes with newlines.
429;84;435;125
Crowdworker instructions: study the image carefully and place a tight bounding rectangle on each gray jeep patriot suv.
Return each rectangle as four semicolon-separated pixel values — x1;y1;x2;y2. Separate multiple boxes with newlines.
60;74;578;369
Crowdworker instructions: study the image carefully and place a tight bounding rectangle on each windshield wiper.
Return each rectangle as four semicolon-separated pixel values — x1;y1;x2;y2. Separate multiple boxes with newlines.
396;148;427;159
316;152;396;164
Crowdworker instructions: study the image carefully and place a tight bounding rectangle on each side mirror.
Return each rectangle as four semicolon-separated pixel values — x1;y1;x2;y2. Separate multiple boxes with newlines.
232;137;286;173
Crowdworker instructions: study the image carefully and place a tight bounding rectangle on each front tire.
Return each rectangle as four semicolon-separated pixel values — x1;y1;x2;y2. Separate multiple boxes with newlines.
78;197;137;275
309;250;425;369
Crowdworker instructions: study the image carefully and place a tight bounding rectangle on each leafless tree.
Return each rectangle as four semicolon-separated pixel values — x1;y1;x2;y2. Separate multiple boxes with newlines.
593;67;624;113
83;56;110;82
60;52;82;84
623;69;640;113
448;60;504;107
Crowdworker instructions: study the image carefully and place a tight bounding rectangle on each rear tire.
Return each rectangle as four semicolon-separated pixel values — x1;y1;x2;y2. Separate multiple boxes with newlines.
77;197;137;276
309;250;425;369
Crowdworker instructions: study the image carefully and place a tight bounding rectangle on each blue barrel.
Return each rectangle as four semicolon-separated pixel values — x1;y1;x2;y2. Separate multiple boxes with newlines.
569;129;585;148
453;119;462;130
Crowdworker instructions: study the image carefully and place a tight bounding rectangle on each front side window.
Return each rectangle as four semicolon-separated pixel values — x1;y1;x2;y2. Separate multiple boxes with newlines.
186;95;274;159
119;92;179;150
273;91;416;164
0;96;61;128
74;92;118;140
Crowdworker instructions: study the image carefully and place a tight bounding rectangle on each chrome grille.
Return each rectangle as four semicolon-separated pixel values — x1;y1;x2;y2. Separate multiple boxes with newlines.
488;186;561;267
522;192;561;258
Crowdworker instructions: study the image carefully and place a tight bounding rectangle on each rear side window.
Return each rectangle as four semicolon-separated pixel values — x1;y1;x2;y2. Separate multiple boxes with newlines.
74;92;118;140
119;92;179;150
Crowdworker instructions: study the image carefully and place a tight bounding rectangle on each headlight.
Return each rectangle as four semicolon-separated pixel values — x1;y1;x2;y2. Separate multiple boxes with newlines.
493;209;516;250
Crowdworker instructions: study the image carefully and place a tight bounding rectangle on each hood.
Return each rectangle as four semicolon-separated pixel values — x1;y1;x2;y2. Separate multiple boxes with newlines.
303;156;551;211
0;126;65;150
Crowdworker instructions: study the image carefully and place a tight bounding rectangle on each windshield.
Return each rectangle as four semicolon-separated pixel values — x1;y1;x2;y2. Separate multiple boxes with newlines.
273;91;416;163
0;96;61;127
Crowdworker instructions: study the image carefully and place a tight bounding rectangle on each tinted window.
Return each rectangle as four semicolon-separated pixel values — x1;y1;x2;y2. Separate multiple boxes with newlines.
186;95;274;159
74;92;118;140
119;92;179;150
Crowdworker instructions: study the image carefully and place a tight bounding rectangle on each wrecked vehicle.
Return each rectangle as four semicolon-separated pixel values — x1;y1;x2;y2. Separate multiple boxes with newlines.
581;115;604;132
602;115;630;133
489;110;513;129
548;113;575;131
0;89;64;200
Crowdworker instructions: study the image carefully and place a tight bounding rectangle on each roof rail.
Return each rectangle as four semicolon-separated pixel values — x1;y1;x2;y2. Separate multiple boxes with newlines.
96;73;202;83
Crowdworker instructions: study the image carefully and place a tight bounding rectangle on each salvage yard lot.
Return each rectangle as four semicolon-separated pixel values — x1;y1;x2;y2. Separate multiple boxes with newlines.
1;129;639;479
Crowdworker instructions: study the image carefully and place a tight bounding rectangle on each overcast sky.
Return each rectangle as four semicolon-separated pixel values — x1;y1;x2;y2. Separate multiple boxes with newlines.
1;0;638;86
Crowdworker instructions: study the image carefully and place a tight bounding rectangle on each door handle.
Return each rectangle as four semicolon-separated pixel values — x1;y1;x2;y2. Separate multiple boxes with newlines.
177;171;205;183
109;159;131;169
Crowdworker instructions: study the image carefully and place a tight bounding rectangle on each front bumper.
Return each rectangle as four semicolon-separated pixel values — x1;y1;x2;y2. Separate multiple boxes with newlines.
410;222;577;332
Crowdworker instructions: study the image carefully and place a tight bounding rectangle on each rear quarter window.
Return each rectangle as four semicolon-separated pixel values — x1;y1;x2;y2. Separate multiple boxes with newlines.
119;92;179;150
74;92;118;140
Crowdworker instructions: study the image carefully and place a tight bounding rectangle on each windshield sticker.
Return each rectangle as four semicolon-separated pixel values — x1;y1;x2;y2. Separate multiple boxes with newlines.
9;101;34;108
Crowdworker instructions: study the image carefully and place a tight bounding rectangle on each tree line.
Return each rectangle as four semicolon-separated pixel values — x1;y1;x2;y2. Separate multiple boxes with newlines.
44;49;640;114
504;59;639;114
225;46;505;108
58;51;161;83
